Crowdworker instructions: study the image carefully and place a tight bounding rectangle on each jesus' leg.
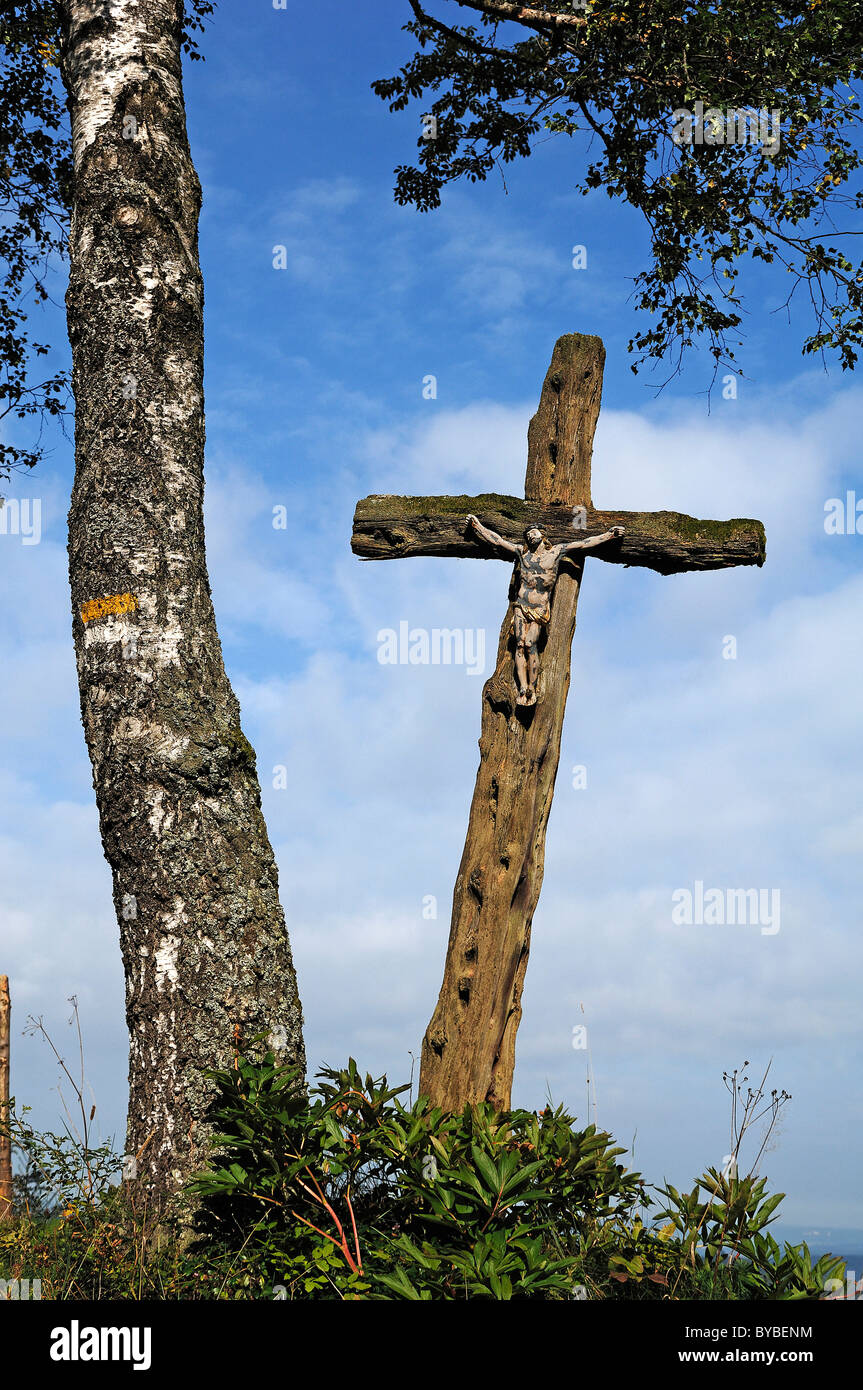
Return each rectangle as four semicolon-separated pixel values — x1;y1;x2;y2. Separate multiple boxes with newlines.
514;646;529;698
514;617;541;705
526;629;541;702
512;610;528;699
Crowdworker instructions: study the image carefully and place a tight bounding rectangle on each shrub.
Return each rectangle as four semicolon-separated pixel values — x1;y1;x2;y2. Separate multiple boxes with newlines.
1;1049;847;1301
188;1053;845;1301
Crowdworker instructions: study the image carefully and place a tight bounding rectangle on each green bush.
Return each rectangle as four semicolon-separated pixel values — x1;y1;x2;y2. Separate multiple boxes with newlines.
188;1053;845;1301
1;1051;847;1301
191;1054;642;1299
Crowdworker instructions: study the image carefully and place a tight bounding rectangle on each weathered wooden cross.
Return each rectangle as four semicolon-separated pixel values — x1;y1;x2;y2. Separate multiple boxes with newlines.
352;333;765;1114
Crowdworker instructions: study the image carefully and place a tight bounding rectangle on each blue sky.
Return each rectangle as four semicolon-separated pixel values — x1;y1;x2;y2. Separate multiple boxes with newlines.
1;0;861;1239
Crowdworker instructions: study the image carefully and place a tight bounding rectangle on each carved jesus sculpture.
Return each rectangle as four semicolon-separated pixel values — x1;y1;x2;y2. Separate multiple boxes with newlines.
466;515;625;706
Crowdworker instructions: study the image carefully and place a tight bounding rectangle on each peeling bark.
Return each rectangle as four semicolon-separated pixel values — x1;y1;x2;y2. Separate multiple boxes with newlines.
59;0;304;1208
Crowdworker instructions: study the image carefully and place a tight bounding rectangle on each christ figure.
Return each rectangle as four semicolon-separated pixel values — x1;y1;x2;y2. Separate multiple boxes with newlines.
466;514;625;706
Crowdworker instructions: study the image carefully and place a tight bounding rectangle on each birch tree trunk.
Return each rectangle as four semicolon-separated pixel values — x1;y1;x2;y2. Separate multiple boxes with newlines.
59;0;304;1209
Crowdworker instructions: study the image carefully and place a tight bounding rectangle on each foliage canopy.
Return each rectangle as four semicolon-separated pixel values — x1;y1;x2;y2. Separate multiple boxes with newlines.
375;0;863;376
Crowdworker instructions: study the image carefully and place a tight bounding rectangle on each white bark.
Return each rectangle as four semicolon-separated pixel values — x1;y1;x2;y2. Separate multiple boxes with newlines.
60;0;305;1208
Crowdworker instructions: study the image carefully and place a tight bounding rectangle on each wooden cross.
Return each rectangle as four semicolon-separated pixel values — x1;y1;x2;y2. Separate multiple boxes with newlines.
352;334;765;1114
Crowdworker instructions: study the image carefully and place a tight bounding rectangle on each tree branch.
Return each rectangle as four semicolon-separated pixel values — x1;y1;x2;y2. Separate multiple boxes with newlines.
453;0;588;35
408;0;528;61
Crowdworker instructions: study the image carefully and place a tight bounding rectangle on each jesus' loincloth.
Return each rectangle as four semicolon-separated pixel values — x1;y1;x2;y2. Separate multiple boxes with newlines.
512;592;551;632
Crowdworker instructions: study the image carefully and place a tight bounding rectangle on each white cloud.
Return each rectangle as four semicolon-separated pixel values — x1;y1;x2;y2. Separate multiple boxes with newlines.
1;387;862;1222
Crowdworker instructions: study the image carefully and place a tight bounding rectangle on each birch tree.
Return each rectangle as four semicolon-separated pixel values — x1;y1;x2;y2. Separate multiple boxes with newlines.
6;0;307;1209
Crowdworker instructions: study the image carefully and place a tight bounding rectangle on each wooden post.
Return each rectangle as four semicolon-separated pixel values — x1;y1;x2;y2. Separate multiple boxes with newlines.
351;330;765;1114
0;976;12;1221
419;335;604;1110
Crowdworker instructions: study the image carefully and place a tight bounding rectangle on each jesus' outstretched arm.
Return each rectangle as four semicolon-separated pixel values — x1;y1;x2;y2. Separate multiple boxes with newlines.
561;525;625;555
466;514;520;557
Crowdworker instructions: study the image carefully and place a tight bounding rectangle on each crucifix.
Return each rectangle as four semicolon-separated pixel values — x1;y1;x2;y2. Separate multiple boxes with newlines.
352;333;765;1114
464;513;625;706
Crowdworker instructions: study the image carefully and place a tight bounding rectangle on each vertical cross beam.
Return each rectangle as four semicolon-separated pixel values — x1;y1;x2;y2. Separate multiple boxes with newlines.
419;334;605;1110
